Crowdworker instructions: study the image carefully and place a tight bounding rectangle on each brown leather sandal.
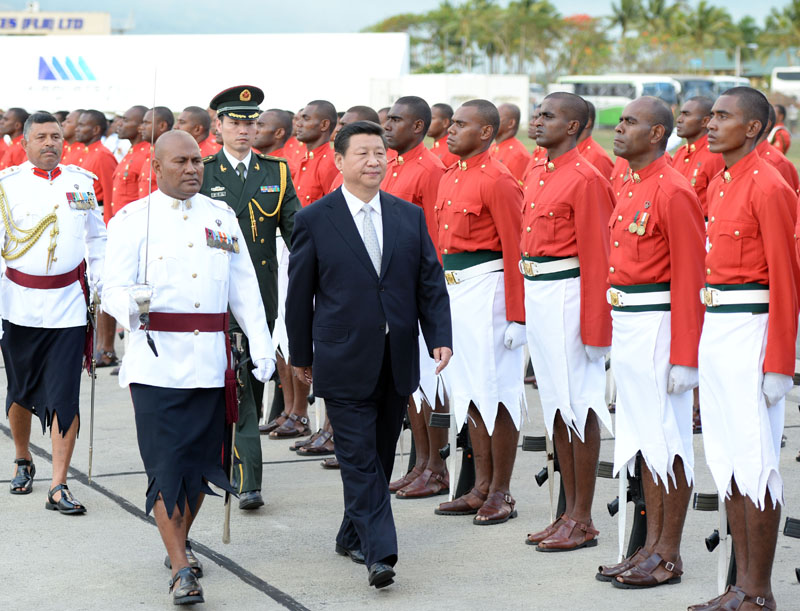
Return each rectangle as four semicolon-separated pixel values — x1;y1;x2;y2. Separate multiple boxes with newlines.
396;469;449;499
596;547;649;581
537;517;598;552
526;514;567;546
269;414;311;439
260;411;287;435
473;490;517;525
612;552;682;588
296;430;334;455
389;465;423;493
435;488;487;516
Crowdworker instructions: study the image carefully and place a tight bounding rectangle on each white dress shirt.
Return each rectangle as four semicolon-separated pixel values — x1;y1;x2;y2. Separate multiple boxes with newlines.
0;161;106;328
223;148;252;179
102;189;274;389
341;185;383;253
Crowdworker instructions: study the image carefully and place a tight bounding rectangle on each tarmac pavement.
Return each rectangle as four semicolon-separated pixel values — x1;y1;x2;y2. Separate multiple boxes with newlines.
1;347;800;611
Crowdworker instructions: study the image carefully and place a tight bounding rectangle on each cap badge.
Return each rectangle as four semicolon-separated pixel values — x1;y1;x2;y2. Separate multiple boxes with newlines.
240;89;251;102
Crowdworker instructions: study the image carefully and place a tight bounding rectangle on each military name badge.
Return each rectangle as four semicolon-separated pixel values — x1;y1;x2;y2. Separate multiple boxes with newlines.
210;186;226;198
66;191;96;210
261;185;280;193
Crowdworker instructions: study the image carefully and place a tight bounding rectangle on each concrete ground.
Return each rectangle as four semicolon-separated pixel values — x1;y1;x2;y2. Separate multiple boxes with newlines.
1;347;800;611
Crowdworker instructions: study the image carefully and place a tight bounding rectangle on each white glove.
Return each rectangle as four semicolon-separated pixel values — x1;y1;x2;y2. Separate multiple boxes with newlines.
252;357;276;383
503;322;527;350
127;284;154;316
584;345;610;362
762;372;793;407
667;365;699;394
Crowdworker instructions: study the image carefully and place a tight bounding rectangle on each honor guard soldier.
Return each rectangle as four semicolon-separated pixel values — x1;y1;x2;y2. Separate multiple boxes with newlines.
577;101;614;181
381;95;450;498
60;109;85;166
109;105;149;223
201;85;300;510
0;108;30;170
136;106;174;198
768;103;791;154
520;93;614;551
254;109;299;176
690;87;800;611
428;103;460;168
295;100;339;207
102;131;275;605
671;96;724;217
434;100;526;525
176;106;219;158
599;97;706;588
491;103;531;183
756;105;800;195
1;112;106;513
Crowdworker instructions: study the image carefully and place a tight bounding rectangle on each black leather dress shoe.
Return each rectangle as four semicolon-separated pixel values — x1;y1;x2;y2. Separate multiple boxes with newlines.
335;543;365;565
368;562;395;589
239;490;264;510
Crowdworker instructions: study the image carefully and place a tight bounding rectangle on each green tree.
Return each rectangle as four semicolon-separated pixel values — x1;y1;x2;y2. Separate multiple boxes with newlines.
759;0;800;66
683;0;739;67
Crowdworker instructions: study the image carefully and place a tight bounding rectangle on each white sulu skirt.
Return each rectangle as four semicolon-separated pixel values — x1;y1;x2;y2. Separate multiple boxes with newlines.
611;310;694;487
412;329;444;412
442;271;526;436
524;276;613;442
699;312;784;508
271;237;290;360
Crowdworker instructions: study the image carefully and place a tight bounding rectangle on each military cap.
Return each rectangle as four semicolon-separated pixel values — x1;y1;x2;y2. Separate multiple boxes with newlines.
209;85;264;120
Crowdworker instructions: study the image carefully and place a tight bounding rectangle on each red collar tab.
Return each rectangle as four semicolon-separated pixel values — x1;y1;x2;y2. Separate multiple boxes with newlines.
32;167;62;180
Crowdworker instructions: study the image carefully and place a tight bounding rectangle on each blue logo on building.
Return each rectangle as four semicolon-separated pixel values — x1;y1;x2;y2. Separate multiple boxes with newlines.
38;57;96;81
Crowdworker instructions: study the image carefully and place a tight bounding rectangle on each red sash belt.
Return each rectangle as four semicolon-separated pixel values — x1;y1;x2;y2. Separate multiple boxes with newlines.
142;312;228;333
140;311;239;425
5;264;82;289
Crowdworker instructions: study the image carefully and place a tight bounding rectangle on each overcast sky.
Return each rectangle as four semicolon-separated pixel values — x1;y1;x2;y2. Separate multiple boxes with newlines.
0;0;790;34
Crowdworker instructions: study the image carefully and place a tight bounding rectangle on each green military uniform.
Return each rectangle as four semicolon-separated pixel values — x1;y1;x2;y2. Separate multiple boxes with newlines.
200;85;300;498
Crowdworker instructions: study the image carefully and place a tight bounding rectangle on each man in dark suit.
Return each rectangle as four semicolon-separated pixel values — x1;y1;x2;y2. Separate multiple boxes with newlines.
200;85;300;510
286;121;452;589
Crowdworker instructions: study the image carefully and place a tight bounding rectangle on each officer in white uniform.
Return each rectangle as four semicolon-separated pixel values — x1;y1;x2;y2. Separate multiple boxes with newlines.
102;131;275;605
1;111;106;515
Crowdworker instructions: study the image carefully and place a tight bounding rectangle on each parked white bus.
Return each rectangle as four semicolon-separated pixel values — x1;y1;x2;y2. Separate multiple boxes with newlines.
551;74;681;127
771;67;800;98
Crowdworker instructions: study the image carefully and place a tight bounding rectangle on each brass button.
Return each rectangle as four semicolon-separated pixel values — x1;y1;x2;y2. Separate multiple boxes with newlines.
54;204;59;209
627;192;633;198
443;249;448;254
734;230;740;236
548;211;554;217
261;260;267;266
192;273;197;278
710;216;715;222
617;215;623;221
194;302;200;308
454;178;459;183
447;200;452;205
526;226;531;232
183;215;188;220
392;172;397;177
530;202;535;208
188;242;193;247
259;216;264;222
609;266;615;273
614;241;619;247
706;268;711;275
524;251;528;256
158;256;163;260
444;224;449;229
719;191;724;197
193;330;199;335
463;208;467;213
260;238;265;244
708;244;712;249
539;180;544;186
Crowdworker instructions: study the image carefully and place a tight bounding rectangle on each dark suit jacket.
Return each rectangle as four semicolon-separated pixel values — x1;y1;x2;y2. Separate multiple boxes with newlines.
200;151;299;321
286;188;452;399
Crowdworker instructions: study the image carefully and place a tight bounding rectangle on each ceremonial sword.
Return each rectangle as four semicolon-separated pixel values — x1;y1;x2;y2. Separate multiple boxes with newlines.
87;287;99;483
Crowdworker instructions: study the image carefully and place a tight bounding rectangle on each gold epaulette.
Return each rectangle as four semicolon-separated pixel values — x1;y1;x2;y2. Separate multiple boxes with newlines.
256;152;288;162
203;155;216;164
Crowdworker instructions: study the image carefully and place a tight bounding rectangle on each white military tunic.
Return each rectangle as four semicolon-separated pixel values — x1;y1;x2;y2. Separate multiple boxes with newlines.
102;190;274;389
0;161;106;328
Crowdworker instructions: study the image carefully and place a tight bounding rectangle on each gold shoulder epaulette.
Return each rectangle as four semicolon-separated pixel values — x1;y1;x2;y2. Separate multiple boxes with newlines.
203;155;216;164
256;152;287;162
65;164;98;181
